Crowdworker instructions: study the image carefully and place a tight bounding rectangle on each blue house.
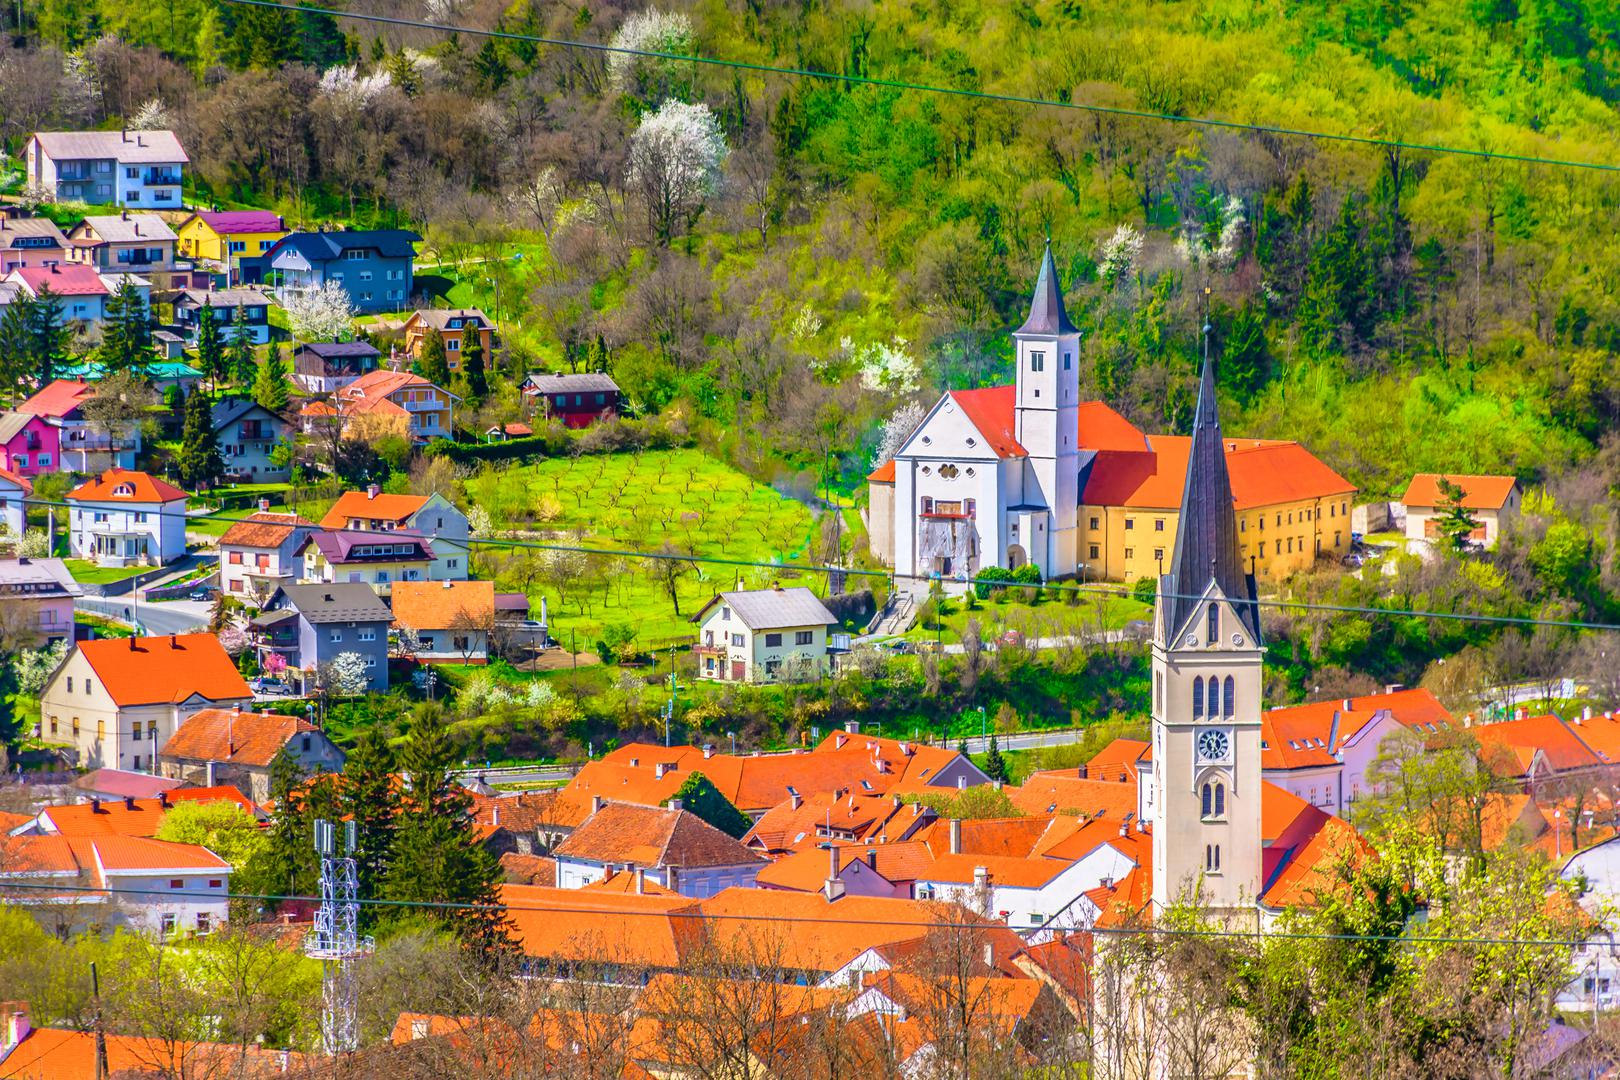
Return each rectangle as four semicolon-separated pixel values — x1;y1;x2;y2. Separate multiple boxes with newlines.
249;582;393;693
264;228;421;315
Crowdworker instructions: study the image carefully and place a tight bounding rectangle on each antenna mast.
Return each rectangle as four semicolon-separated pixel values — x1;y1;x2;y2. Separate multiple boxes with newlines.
306;818;372;1056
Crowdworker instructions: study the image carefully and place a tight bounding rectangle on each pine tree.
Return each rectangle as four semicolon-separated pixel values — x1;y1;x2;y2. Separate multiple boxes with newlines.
24;284;67;387
461;326;488;404
252;342;290;412
175;384;223;489
97;278;153;375
0;300;31;405
415;328;452;386
383;704;512;957
227;307;255;387
341;726;399;912
195;303;226;393
1434;477;1482;553
982;733;1009;783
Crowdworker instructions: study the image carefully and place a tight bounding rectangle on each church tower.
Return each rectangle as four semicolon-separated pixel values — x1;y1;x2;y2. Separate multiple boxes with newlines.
1011;242;1080;577
1149;353;1265;916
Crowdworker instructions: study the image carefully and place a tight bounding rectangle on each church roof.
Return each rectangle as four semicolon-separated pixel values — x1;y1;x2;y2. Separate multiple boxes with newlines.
1081;437;1354;510
1159;355;1261;644
949;386;1027;458
1015;242;1077;336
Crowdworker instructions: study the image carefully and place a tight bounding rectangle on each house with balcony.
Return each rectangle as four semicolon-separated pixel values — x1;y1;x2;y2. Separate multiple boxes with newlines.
175;210;287;284
291;340;381;393
16;379;140;472
520;371;622;428
25;129;187;207
249;583;392;693
391;580;495;664
0;214;70;272
264;228;420;314
173;286;274;346
297;528;435;597
210;398;292;482
0;411;58;478
691;586;839;684
317;487;469;581
315;368;458;445
65;213;196;291
0;558;83;646
2;263;150;331
218;510;316;606
0;468;30;543
64;468;189;567
401;308;496;372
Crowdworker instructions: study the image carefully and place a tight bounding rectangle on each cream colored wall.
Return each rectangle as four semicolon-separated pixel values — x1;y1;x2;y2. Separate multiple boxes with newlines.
867;482;895;566
1080;494;1354;583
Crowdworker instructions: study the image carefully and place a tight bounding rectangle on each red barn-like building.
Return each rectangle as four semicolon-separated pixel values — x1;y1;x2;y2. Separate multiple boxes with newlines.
521;372;621;429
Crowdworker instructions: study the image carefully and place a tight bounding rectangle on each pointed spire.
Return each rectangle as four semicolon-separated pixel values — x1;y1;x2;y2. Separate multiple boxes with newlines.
1160;352;1261;643
1015;240;1077;336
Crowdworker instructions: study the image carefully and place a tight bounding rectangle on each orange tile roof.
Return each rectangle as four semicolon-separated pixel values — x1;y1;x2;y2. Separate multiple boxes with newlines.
472;788;595;832
755;841;937;891
1471;715;1603;777
1076;401;1150;452
39;786;260;837
913;816;1056;859
744;790;923;853
581;868;679;896
694;888;962;973
218;511;315;549
553;802;763;870
918;852;1072;889
16;378;95;419
158;708;316;768
1006;773;1139;819
861;972;1045;1037
65;467;188;504
566;760;688;808
1401;473;1518;510
79;834;229;872
1035;816;1150;864
390;579;495;631
318;489;431;529
333;369;453;419
1260;814;1372;909
76;634;253;708
1261;688;1455;770
867;459;896;483
1568;712;1620;764
0;467;31;495
1084;738;1151;782
499;884;700;968
498;852;556;886
949;386;1026;458
1082;435;1355;510
0;1027;301;1080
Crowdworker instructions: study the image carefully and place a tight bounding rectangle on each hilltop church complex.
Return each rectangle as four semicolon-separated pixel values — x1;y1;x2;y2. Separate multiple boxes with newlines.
867;247;1357;584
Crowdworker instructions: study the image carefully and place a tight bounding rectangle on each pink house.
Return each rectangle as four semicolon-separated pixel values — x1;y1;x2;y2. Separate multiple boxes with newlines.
0;411;60;477
0;557;82;646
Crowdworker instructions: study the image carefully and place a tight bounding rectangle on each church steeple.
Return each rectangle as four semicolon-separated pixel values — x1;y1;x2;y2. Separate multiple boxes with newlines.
1016;240;1077;336
1159;353;1260;645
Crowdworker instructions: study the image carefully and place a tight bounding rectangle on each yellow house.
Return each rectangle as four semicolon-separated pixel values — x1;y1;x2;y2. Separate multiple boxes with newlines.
1079;438;1356;583
175;210;287;272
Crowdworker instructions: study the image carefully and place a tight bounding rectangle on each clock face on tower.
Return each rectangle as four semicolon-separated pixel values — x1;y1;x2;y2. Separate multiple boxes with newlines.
1197;729;1230;762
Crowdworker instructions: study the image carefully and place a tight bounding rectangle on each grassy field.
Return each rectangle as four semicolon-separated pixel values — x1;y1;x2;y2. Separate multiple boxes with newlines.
187;482;297;538
464;449;820;647
63;559;147;585
903;592;1152;646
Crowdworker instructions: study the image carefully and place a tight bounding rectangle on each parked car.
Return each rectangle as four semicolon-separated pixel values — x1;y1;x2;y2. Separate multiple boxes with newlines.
998;629;1026;648
188;588;213;601
251;678;292;696
877;638;914;655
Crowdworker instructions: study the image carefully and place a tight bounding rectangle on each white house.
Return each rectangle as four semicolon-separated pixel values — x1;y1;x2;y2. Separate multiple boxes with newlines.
0;834;231;936
691;586;839;684
37;633;254;771
64;468;189;567
0;467;28;540
1400;473;1521;548
390;579;495;664
217;509;316;605
550;801;766;899
25;129;187;207
317;487;470;582
2;263;150;331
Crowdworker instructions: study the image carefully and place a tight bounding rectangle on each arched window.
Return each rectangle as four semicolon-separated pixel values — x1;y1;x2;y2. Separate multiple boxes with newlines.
1205;844;1212;870
1207;603;1218;644
1213;845;1221;871
1201;783;1213;817
1192;677;1204;719
1214;783;1225;817
1223;675;1235;717
1206;678;1220;719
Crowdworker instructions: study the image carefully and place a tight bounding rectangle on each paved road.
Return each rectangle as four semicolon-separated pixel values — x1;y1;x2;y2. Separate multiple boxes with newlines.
78;597;210;635
455;765;575;788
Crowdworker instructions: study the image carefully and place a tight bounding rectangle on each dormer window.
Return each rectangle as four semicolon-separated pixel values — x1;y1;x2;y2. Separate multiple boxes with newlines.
113;484;134;497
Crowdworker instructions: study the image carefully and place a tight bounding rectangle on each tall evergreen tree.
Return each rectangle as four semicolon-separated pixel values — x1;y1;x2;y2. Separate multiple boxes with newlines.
0;300;32;405
175;383;223;489
227;307;255;387
383;705;511;957
97;278;153;375
1434;477;1482;553
982;733;1009;783
237;749;340;907
252;342;290;412
24;284;68;386
341;726;399;913
195;303;227;392
461;327;488;404
414;329;452;386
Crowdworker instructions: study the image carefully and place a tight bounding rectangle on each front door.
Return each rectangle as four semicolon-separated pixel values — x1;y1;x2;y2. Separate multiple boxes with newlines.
731;661;746;681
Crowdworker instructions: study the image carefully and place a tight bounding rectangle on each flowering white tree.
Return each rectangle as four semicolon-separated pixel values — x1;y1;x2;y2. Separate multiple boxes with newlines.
854;337;922;395
873;400;926;467
14;641;68;696
1173;195;1246;274
129;98;174;130
318;64;392;110
323;651;370;696
627;100;728;246
608;9;694;96
217;625;250;658
285;280;357;343
1098;224;1144;290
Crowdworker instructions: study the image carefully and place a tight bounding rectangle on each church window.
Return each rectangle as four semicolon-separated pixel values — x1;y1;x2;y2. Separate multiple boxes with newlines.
1334;532;1341;547
1258;516;1264;531
1275;541;1282;555
1193;677;1204;718
966;437;976;447
1063;353;1071;370
1124;547;1133;560
921;466;931;475
1223;676;1235;716
1287;512;1293;524
1276;514;1282;526
1341;501;1348;515
1033;389;1040;398
1153;548;1163;562
964;499;976;516
1215;783;1225;816
939;464;959;479
1206;677;1219;718
1088;545;1099;559
1206;844;1221;872
1154;670;1162;713
1201;783;1212;816
920;497;934;515
1030;351;1045;372
1330;504;1336;517
1240;519;1246;532
1206;603;1218;644
1286;538;1293;553
965;467;976;477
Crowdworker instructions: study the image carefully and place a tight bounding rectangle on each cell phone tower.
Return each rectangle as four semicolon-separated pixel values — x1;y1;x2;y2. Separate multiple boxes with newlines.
305;819;373;1056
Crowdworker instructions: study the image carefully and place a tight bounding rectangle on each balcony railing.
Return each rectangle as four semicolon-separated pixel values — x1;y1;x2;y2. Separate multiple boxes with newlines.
142;169;182;185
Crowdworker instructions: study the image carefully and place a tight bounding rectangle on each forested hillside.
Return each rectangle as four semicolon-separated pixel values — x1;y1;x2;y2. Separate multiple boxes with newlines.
4;0;1619;496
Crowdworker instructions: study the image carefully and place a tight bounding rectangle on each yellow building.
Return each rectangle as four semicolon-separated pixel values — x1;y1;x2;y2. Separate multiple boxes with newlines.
175;210;287;273
1079;438;1356;583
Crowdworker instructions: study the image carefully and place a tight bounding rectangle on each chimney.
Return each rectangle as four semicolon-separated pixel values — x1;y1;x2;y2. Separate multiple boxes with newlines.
845;721;860;734
790;792;802;810
366;484;380;499
491;807;499;827
591;795;604;814
1078;764;1087;779
891;794;902;810
654;763;670;780
442;580;452;589
170;634;179;649
1343;698;1353;711
158;791;169;808
1137;818;1148;834
1516;707;1528;721
666;865;679;894
258;498;270;512
973;865;989;889
90;798;101;813
833;733;846;750
948;818;962;855
1464;712;1475;728
992;780;1003;792
629;757;639;767
702;745;714;759
865;849;878;870
668;799;684;812
129;634;137;651
123;795;135;811
633;868;645;894
205;761;215;787
409;1017;429;1041
983;942;995;968
1583;706;1593;723
2;1002;31;1051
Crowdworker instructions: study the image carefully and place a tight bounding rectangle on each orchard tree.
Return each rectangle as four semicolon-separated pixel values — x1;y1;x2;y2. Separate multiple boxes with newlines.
285;281;356;343
627;100;728;246
607;9;694;101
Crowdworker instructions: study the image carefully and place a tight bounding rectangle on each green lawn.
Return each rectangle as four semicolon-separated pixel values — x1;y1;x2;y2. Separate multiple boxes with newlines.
463;449;820;647
188;482;297;538
903;591;1152;645
63;559;148;585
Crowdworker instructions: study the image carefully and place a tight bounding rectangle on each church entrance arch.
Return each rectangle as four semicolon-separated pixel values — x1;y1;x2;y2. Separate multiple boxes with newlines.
1006;544;1027;569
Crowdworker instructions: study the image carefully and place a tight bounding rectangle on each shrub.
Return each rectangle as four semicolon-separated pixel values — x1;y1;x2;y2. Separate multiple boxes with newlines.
974;566;1015;600
1131;576;1158;605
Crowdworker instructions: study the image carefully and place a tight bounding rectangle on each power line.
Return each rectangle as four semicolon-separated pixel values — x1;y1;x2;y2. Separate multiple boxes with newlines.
28;496;1620;632
0;879;1601;949
215;0;1620;175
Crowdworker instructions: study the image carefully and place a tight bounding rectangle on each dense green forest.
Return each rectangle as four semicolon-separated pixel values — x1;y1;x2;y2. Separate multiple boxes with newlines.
4;0;1620;501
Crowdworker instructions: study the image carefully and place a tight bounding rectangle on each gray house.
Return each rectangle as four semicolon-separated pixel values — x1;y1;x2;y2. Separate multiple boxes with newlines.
173;287;274;346
211;398;292;482
265;229;421;315
250;582;392;693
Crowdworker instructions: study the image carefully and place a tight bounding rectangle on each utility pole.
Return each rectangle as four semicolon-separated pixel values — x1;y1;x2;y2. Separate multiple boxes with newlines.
90;961;107;1080
306;819;372;1057
662;645;679;747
